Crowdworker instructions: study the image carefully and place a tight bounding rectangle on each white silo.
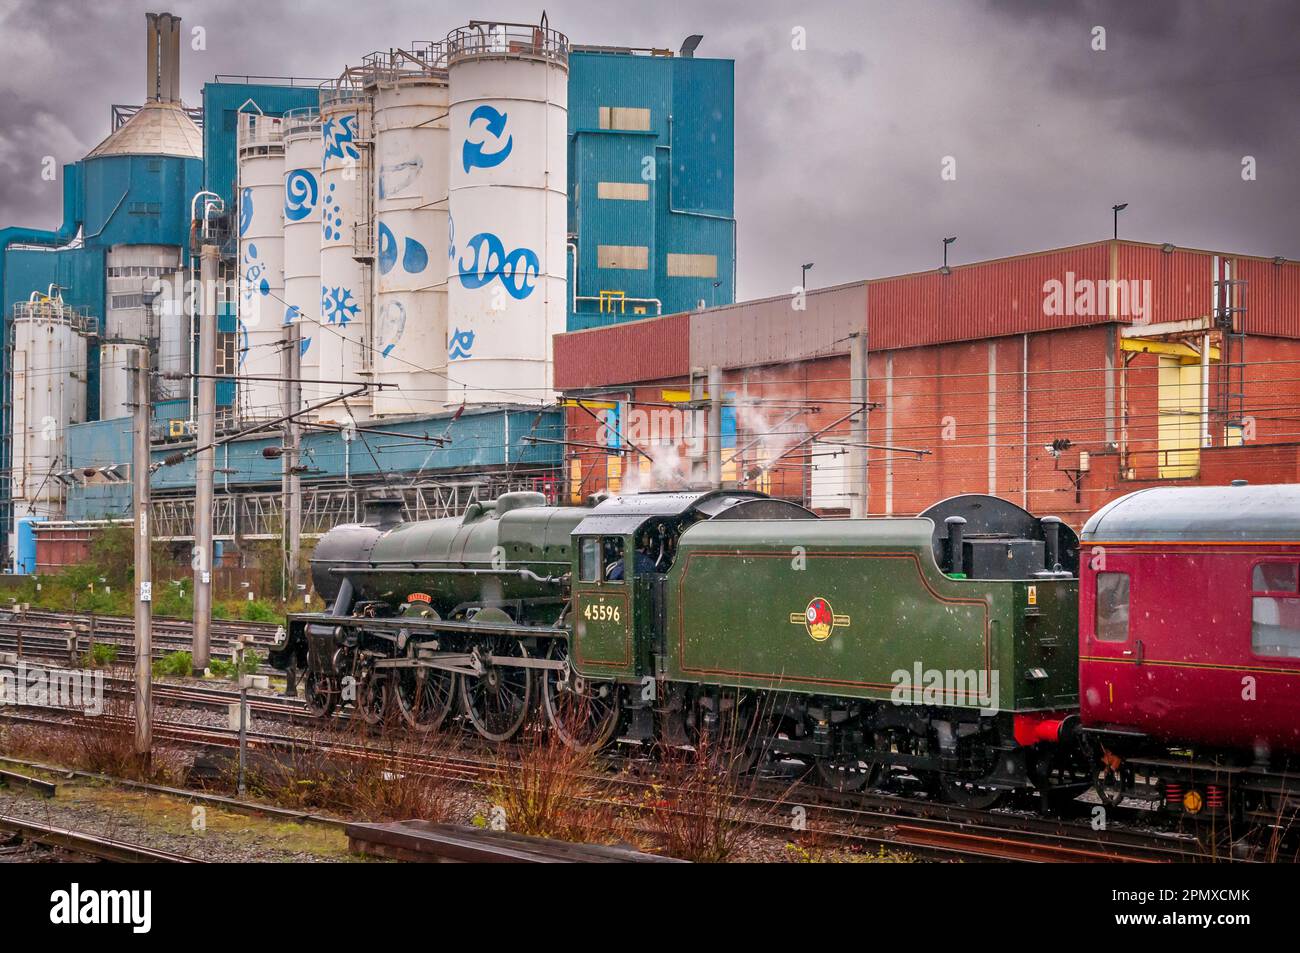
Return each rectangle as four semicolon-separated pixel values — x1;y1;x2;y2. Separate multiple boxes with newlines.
102;244;180;419
317;78;373;422
367;43;450;417
236;110;286;420
10;293;90;531
282;107;323;416
445;20;569;405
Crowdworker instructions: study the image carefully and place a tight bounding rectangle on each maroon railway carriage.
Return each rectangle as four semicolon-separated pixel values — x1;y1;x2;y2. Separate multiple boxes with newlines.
1078;482;1300;819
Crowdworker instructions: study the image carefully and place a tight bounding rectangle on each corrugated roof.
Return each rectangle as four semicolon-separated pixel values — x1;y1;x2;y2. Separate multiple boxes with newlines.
85;101;202;160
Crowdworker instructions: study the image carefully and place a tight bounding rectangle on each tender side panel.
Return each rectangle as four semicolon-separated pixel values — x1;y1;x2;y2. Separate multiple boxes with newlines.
670;547;997;707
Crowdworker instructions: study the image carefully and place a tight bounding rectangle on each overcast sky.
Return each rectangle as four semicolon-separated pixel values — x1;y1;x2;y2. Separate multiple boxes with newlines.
1;0;1296;299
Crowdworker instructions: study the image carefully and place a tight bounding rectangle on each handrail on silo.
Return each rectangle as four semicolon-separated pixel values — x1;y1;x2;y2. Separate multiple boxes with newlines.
444;22;569;67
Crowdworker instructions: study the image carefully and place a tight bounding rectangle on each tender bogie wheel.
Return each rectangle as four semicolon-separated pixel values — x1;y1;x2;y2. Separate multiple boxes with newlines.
815;755;882;793
941;774;1007;810
460;636;534;743
542;641;621;751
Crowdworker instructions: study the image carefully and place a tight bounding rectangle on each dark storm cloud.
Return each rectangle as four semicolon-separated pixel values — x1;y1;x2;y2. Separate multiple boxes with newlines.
0;0;1296;301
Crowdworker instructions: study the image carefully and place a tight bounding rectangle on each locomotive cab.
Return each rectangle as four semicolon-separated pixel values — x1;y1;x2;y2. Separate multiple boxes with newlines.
568;491;816;685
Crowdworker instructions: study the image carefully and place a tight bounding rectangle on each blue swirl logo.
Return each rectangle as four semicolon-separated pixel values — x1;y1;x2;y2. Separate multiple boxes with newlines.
238;187;253;236
462;104;513;172
284;168;318;221
448;327;475;360
322;114;360;167
457;231;539;300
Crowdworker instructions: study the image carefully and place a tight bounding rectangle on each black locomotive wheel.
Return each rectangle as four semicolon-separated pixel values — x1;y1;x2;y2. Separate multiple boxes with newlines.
460;637;534;742
815;755;882;793
357;671;386;727
304;671;335;719
541;641;620;751
393;662;459;733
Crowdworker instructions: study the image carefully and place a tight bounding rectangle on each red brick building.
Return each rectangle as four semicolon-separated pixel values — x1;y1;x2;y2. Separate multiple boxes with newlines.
554;240;1300;528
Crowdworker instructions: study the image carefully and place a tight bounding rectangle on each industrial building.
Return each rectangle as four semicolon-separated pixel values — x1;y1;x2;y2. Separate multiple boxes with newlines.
555;239;1300;528
0;13;736;573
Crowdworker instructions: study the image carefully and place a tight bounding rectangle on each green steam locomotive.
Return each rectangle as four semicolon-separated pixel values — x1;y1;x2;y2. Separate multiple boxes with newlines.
270;488;1082;803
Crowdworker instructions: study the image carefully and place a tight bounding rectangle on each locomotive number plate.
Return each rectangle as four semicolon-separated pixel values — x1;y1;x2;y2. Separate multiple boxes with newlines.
582;602;622;623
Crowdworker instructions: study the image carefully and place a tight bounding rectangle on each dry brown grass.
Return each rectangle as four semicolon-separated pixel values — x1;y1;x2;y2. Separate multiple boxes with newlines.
484;721;628;844
639;734;768;863
247;719;461;823
0;664;183;784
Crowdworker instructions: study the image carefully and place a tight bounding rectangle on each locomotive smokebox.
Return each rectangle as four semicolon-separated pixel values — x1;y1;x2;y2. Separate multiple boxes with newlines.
308;495;406;603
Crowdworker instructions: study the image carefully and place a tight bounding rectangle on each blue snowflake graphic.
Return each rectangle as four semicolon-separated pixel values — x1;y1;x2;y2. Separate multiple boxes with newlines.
321;285;360;326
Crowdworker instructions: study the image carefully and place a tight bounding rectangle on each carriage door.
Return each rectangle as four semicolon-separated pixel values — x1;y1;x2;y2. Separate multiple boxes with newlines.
572;534;636;679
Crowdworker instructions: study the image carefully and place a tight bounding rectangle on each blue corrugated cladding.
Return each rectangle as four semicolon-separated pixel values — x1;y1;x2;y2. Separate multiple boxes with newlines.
567;52;735;331
63;409;565;520
202;83;320;207
80;154;203;252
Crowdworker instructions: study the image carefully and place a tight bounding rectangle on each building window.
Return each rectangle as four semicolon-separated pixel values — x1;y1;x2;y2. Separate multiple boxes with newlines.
1094;571;1129;642
597;181;649;201
597;245;649;270
1251;561;1300;658
598;106;651;131
666;253;718;278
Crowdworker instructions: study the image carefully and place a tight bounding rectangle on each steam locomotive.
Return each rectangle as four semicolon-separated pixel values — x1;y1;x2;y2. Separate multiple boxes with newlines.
270;481;1300;820
272;487;1084;807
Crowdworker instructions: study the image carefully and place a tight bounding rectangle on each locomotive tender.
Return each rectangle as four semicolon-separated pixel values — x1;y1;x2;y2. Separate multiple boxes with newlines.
271;487;1082;804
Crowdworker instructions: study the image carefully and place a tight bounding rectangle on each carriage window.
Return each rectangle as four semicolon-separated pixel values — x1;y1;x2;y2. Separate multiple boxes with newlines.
578;537;601;583
1095;572;1130;643
1252;562;1300;658
1251;598;1300;659
1252;562;1299;593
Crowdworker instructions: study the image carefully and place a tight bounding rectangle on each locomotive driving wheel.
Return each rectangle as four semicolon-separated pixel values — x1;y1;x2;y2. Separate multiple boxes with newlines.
304;671;336;719
541;641;621;751
460;636;534;742
392;647;458;734
357;669;387;727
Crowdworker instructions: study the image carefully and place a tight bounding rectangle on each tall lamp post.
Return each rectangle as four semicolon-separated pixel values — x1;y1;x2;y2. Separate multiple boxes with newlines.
1112;203;1128;240
801;262;814;290
941;236;957;273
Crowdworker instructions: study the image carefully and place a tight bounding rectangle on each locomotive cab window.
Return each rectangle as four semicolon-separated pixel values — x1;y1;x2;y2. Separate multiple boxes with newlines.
578;537;601;583
1251;561;1300;659
1095;572;1130;643
601;536;627;581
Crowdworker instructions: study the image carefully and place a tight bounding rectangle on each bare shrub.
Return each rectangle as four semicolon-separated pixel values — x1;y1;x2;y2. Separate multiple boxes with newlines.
485;721;627;844
640;733;767;863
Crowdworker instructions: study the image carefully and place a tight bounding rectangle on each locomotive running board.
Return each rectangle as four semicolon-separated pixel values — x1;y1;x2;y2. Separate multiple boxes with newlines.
371;654;566;676
288;612;566;641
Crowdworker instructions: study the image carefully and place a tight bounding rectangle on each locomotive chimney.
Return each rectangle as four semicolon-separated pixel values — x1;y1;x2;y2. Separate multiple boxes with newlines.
1040;516;1062;572
362;497;405;529
944;516;966;576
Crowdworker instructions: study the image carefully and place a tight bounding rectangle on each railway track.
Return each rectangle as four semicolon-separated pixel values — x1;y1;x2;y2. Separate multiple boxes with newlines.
0;813;202;862
0;620;1238;864
0;696;1211;863
0;608;283;672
